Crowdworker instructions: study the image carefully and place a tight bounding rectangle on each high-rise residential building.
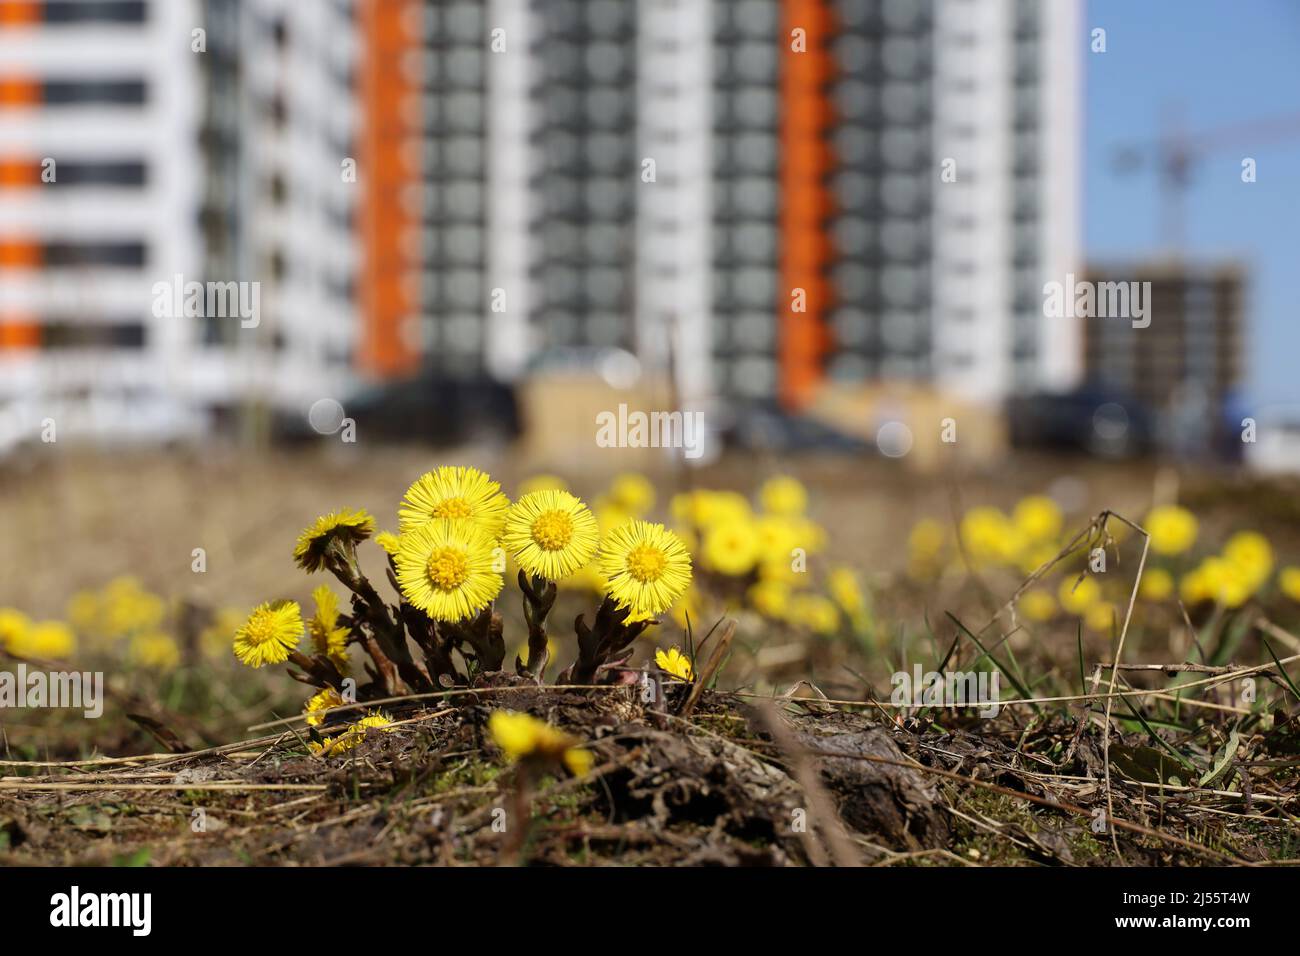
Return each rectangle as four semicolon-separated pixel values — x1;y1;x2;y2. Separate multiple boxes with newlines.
0;0;205;448
454;0;1084;412
0;0;360;451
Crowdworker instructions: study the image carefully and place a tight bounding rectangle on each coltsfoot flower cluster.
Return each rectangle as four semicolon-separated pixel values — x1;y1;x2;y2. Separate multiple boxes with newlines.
233;466;695;747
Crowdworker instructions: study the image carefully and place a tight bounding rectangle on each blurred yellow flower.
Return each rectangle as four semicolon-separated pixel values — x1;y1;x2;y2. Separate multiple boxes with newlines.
1018;588;1057;622
129;632;180;670
1223;531;1273;592
233;600;303;668
608;472;655;515
488;710;592;776
0;608;30;651
1182;557;1250;608
1013;495;1063;543
702;519;760;576
1058;575;1101;615
1279;566;1300;603
789;593;840;636
827;565;866;615
759;475;808;516
375;531;401;556
655;645;694;681
398;466;509;539
1144;505;1197;556
748;579;791;618
200;607;245;660
961;507;1023;566
1085;602;1116;634
1138;567;1175;602
667;586;701;630
8;620;76;660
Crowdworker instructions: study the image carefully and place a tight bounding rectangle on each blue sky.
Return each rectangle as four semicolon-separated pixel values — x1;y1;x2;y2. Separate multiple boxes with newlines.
1085;0;1300;403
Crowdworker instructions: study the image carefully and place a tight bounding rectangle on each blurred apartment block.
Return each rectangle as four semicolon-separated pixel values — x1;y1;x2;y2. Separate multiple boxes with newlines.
0;0;356;449
0;0;1084;458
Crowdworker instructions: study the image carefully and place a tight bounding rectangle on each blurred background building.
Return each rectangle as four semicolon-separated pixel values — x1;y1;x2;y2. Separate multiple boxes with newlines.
1;0;1291;469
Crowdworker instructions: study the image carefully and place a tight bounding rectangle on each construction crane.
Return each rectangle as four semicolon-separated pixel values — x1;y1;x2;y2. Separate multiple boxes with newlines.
1111;107;1300;251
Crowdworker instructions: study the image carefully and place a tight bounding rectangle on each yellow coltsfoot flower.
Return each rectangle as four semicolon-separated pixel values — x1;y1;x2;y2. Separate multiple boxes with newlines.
488;710;592;776
394;518;503;622
702;518;760;576
1279;566;1300;603
608;472;655;515
1138;567;1175;602
293;508;376;572
655;645;694;681
398;466;509;539
1144;504;1197;556
128;632;181;670
308;585;351;672
233;600;303;668
759;475;808;516
304;687;345;727
310;710;394;756
598;520;693;618
9;620;76;660
503;490;599;581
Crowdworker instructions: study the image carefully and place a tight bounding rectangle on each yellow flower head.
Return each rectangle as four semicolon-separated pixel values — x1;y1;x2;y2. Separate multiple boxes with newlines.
398;466;509;539
8;620;76;660
304;687;345;727
748;578;791;618
308;585;351;671
789;594;840;635
961;507;1024;566
503;490;600;581
129;632;181;670
655;645;694;681
1085;602;1116;634
608;472;656;515
827;565;866;614
233;600;302;668
1018;588;1057;622
598;520;693;618
908;518;946;562
488;710;592;776
375;531;402;557
518;474;569;497
702;519;760;576
1144;504;1197;556
1223;531;1273;592
1182;557;1250;608
1279;566;1300;604
1013;495;1063;543
310;710;394;755
99;577;165;638
293;508;376;572
1138;567;1175;602
394;518;503;622
1058;575;1101;615
759;475;808;516
0;608;31;651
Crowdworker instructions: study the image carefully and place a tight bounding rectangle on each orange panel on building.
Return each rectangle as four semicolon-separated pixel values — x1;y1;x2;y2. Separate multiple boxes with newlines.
778;0;835;410
356;0;421;379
